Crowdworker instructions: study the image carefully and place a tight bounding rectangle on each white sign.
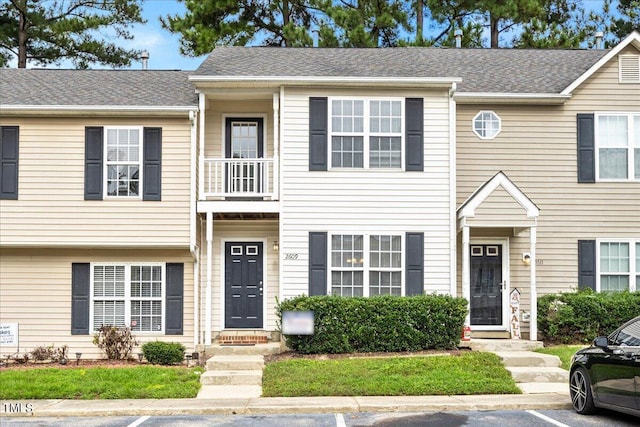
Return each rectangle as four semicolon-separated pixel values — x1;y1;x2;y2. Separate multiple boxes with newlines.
509;289;521;339
282;311;314;335
0;323;19;346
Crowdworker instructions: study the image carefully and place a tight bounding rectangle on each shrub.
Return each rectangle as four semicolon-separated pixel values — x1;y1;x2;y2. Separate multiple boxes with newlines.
142;341;186;365
29;344;68;362
538;289;640;343
276;294;468;354
92;325;138;360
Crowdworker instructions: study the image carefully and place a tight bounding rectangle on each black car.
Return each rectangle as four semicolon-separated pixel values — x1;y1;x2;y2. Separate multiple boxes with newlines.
569;315;640;417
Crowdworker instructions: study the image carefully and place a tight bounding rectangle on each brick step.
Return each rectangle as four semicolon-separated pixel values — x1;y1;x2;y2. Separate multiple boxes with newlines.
506;366;570;383
217;335;268;345
206;355;264;371
200;370;263;386
494;351;562;368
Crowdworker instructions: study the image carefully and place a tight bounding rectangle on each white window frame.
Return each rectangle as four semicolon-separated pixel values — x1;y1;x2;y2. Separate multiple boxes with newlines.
595;112;640;182
90;263;166;334
596;240;639;292
328;97;405;170
472;111;501;140
104;126;144;198
329;233;404;297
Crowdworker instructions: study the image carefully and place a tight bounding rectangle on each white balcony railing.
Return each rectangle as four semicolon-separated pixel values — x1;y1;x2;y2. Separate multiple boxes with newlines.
201;158;276;199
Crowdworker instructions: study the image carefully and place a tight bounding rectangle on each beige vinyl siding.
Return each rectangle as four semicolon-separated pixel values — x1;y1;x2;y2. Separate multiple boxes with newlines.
0;248;195;359
280;87;453;299
457;48;640;331
0;116;192;247
197;220;279;334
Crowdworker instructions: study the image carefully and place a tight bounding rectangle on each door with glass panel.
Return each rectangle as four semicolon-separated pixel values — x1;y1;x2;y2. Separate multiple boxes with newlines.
225;118;264;196
470;244;503;326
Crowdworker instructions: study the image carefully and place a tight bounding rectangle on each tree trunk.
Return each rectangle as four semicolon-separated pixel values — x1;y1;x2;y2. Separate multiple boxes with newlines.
18;6;27;68
282;0;290;47
490;14;499;48
416;0;423;44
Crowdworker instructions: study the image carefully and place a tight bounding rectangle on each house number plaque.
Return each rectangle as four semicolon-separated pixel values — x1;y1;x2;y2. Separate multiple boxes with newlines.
284;253;299;260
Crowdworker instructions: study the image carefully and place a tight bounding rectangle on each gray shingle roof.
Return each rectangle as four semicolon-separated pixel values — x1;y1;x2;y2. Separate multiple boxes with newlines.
0;69;198;106
194;46;609;93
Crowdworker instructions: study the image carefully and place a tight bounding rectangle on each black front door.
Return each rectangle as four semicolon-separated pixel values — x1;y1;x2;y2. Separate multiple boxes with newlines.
225;242;263;328
470;244;503;326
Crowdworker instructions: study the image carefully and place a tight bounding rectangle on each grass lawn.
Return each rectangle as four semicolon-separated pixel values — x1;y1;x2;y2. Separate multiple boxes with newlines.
262;351;520;397
0;366;204;399
535;345;586;370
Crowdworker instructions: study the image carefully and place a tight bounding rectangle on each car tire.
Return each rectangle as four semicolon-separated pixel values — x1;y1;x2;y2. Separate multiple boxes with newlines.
570;367;597;415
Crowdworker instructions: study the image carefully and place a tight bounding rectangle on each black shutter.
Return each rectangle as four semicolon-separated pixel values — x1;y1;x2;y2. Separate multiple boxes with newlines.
84;127;103;200
405;232;424;295
71;263;90;335
577;114;595;183
405;98;424;171
578;240;596;290
143;127;162;201
309;97;328;171
165;263;184;335
0;126;19;199
309;232;328;295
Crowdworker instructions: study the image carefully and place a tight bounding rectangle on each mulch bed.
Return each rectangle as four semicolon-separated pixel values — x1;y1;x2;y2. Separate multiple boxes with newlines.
264;348;468;363
0;359;146;370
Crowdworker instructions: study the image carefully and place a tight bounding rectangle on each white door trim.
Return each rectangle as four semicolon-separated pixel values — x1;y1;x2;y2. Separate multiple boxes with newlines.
219;238;268;330
469;238;510;331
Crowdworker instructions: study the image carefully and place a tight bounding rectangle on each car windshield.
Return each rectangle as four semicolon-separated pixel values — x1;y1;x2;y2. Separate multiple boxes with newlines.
610;318;640;346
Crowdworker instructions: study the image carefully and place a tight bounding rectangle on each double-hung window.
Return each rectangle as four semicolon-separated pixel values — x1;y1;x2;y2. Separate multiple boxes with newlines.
596;113;640;181
91;264;164;332
331;234;402;296
330;99;403;169
105;127;142;197
598;241;639;292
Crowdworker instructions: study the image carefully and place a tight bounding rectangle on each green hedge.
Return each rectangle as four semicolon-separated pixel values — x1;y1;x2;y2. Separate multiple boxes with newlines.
538;289;640;344
276;295;468;354
141;341;185;365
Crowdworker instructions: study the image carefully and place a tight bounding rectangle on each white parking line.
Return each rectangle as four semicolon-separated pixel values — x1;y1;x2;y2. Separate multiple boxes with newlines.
335;412;347;427
526;410;571;427
127;415;150;427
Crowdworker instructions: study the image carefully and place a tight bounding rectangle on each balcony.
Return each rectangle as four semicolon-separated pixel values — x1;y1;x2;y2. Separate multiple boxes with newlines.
200;158;277;200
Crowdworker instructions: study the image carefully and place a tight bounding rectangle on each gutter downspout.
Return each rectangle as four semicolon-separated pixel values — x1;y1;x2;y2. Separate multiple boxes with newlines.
449;82;457;297
189;108;199;348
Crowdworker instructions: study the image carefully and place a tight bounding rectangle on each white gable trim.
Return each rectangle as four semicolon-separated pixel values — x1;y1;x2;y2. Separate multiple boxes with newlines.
458;171;539;219
561;31;640;95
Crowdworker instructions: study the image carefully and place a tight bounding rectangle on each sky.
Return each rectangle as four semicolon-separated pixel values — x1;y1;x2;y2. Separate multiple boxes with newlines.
126;0;206;71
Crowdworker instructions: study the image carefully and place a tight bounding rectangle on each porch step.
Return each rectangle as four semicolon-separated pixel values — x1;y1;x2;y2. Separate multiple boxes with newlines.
493;351;562;368
518;382;569;395
218;335;268;345
197;385;262;399
468;339;543;352
205;341;285;357
200;370;263;386
506;366;570;383
206;355;264;371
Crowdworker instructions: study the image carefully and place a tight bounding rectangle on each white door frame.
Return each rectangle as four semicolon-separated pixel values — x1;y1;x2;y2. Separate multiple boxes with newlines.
219;238;268;330
469;238;510;331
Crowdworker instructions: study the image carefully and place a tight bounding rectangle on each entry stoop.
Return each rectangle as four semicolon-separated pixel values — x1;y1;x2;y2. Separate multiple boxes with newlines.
465;339;544;352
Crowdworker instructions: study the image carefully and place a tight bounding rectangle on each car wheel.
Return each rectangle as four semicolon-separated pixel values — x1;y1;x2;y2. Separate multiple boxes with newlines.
570;367;597;415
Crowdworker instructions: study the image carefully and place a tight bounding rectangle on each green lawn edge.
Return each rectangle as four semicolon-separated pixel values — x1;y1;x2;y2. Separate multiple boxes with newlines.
535;345;585;370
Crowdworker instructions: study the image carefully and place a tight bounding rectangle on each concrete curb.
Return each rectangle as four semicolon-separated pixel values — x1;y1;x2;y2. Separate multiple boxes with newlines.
2;394;573;417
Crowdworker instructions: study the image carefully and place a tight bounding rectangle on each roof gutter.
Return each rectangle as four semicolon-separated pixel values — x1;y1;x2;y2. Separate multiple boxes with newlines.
189;75;461;89
454;92;571;105
0;105;196;117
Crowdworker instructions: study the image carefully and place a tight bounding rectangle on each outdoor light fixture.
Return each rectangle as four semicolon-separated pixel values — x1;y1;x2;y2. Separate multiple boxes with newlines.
75;352;82;365
138;353;144;362
522;253;531;266
273;241;279;251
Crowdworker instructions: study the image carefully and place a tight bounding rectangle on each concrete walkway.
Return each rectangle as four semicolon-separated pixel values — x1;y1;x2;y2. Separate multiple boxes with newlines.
4;394;572;418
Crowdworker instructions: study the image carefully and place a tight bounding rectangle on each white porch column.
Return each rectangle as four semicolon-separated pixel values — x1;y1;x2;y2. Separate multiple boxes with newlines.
205;211;213;345
529;225;537;341
198;93;206;200
461;224;471;326
272;92;280;200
